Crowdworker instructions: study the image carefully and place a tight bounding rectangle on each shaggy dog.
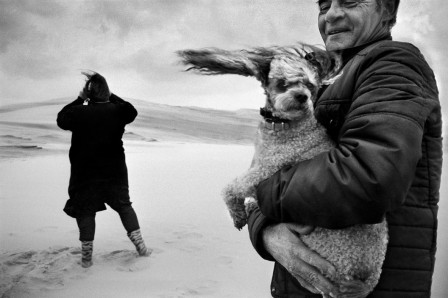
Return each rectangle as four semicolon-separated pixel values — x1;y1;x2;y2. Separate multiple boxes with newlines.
177;45;388;297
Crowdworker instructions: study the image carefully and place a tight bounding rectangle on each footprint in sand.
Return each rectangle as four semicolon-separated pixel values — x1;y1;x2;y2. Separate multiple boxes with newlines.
0;247;85;297
147;247;164;254
99;249;152;272
4;250;37;266
173;231;204;240
174;280;219;297
168;230;205;252
33;226;58;233
0;246;158;297
0;246;156;296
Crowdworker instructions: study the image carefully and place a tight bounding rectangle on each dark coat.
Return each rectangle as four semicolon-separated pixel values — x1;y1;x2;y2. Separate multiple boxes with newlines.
248;39;443;297
57;94;138;217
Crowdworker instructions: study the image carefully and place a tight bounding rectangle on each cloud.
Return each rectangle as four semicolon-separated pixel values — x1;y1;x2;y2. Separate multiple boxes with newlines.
0;0;74;79
0;0;65;53
0;2;31;53
393;0;447;112
13;0;65;17
0;0;446;115
101;1;322;82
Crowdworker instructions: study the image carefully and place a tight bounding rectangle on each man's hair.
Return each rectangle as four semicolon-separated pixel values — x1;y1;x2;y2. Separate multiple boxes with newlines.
377;0;400;29
82;72;111;102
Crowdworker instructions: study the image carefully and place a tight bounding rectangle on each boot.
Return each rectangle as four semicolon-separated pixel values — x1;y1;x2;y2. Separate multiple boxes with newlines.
81;241;93;268
127;229;151;256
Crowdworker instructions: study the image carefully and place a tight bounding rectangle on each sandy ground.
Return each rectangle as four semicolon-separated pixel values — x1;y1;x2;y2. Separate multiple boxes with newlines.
0;143;275;297
0;99;447;297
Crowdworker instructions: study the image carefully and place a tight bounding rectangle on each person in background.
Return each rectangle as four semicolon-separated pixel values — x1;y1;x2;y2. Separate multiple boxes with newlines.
57;72;150;268
247;0;443;297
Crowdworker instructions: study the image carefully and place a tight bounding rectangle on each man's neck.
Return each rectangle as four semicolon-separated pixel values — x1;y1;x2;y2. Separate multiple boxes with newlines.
337;34;393;65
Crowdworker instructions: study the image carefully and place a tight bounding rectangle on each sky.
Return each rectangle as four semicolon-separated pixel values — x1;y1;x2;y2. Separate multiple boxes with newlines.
0;0;447;117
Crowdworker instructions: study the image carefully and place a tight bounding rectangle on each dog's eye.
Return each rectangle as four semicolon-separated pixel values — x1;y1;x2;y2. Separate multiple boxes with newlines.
305;82;316;91
276;80;287;92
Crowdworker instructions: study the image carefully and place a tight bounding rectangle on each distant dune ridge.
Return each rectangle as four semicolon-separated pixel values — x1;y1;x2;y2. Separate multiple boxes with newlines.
0;97;259;159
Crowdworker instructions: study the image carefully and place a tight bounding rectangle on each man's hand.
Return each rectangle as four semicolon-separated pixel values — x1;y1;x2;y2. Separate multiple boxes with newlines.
79;90;88;101
262;223;338;297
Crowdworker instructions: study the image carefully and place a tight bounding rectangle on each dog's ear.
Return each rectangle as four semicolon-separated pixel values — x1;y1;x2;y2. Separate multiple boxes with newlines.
304;46;342;84
177;48;259;77
176;48;273;87
242;48;276;87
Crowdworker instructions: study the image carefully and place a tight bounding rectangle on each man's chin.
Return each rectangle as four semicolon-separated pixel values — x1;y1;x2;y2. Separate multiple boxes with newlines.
324;36;353;52
325;41;346;52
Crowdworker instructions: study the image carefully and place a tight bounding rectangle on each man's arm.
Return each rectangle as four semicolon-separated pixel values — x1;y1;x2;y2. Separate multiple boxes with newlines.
56;96;85;130
110;93;138;124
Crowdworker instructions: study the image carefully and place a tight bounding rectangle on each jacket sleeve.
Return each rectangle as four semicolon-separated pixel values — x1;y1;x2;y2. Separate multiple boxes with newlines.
110;93;138;124
56;97;85;130
247;205;275;261
255;43;440;229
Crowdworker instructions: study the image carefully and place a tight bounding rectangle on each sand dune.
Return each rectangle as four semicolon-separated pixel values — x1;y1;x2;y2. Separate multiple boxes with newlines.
0;98;259;159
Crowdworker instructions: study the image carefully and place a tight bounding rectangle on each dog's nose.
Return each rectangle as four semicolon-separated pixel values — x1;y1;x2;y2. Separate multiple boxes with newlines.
295;94;308;103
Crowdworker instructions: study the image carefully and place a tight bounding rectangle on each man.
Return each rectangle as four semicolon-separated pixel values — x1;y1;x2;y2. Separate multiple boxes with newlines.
248;0;442;297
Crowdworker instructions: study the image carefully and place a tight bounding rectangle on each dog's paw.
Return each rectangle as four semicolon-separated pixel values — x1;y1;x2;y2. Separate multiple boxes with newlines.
338;279;372;298
233;216;247;231
222;183;249;230
244;197;259;216
229;205;248;230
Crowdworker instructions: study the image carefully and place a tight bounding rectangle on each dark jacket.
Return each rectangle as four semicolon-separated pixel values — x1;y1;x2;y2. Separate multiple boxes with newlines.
57;94;137;216
248;39;443;297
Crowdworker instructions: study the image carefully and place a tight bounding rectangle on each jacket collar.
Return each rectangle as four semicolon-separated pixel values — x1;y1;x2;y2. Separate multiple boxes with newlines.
339;34;392;66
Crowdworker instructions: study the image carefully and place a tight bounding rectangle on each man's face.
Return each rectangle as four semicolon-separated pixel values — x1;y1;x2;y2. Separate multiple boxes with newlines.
318;0;387;51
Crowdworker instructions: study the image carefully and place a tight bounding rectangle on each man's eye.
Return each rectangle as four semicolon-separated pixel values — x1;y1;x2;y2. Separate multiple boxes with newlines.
317;0;331;13
343;0;358;8
319;3;331;13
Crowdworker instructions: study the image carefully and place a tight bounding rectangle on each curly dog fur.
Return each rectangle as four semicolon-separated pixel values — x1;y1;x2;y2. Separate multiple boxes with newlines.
178;44;388;296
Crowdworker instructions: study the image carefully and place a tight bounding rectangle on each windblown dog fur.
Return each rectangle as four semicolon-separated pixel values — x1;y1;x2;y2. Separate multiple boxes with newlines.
178;44;388;296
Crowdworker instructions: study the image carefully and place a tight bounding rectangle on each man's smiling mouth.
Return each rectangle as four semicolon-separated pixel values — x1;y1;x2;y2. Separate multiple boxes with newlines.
328;29;349;35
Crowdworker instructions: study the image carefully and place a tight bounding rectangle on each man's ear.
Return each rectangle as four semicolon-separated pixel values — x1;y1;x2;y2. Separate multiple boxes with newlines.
381;0;399;25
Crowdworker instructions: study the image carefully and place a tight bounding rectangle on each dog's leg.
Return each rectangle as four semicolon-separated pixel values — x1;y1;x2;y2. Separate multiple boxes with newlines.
223;192;247;230
222;166;266;230
222;175;254;230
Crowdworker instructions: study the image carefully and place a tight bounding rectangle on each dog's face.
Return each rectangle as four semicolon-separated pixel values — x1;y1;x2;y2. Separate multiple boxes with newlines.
266;55;320;121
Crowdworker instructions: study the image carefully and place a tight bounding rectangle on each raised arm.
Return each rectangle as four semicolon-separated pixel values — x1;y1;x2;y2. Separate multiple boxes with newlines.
56;96;85;131
110;93;138;124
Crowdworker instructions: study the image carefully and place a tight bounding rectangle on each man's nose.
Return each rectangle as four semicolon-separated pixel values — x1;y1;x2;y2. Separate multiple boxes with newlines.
325;3;345;23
